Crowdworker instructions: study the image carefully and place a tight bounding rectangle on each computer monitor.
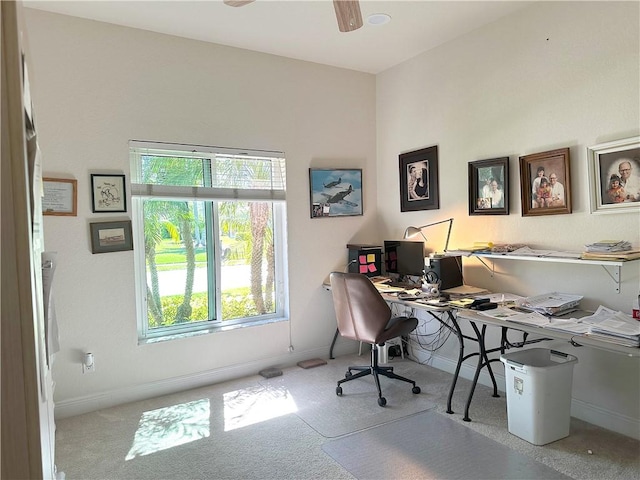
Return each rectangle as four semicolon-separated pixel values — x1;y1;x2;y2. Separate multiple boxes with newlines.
384;240;425;277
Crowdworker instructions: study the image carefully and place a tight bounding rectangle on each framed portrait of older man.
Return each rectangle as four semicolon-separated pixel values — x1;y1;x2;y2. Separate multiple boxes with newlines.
587;136;640;214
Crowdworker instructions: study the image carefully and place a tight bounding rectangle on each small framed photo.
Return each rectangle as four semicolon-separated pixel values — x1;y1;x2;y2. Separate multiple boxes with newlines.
91;174;126;213
43;178;77;216
399;145;439;212
468;157;509;215
90;220;133;254
519;148;571;216
309;168;363;218
587;136;640;214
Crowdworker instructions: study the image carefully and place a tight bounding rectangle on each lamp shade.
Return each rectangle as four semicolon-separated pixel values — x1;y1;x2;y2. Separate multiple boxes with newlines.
404;226;424;239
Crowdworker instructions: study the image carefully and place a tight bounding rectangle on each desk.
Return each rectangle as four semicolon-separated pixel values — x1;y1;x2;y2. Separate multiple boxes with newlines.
325;284;640;422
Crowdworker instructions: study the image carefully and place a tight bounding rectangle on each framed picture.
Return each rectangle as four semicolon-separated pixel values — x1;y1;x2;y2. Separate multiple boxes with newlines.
90;220;133;254
91;174;126;213
399;145;439;212
309;169;363;218
519;148;571;216
468;157;509;215
587;136;640;214
42;178;77;216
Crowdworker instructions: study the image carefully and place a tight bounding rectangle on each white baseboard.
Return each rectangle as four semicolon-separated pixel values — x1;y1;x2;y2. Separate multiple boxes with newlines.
55;345;346;419
413;350;640;440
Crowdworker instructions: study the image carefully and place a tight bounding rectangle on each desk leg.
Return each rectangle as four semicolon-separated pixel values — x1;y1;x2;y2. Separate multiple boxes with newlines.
463;322;500;422
445;311;464;415
329;328;339;359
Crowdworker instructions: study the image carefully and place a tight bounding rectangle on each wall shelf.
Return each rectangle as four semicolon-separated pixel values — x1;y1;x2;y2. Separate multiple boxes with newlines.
470;252;636;294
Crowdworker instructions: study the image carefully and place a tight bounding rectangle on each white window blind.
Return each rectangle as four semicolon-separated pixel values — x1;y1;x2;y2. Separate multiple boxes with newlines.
129;140;286;201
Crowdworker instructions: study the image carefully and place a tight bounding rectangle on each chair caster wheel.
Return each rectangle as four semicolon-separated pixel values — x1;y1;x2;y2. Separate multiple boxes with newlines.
345;371;352;378
412;386;421;394
336;386;343;396
378;397;387;407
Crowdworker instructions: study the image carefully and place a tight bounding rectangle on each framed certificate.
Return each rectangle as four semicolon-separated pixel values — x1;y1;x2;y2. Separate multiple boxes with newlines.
43;178;77;216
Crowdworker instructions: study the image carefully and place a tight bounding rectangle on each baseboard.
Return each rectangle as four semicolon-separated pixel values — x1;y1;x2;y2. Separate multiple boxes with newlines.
416;350;640;440
55;345;345;419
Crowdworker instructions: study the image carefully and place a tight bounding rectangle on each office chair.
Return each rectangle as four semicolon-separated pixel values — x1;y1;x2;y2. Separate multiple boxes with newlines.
329;272;421;406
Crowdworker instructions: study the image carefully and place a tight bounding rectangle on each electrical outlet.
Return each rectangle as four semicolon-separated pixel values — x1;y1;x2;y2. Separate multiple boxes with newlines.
83;353;95;374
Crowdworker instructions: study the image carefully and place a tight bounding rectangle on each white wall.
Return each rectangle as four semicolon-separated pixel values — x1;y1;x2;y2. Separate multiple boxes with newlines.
376;1;640;437
25;2;640;438
24;9;377;415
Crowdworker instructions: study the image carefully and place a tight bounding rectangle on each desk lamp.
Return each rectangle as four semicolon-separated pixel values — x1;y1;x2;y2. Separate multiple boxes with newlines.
403;217;454;255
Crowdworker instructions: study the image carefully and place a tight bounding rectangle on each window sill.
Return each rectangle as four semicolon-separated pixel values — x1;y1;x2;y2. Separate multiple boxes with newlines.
138;316;288;346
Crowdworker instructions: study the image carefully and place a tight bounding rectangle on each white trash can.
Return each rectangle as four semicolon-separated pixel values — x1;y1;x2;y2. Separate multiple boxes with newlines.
500;348;578;446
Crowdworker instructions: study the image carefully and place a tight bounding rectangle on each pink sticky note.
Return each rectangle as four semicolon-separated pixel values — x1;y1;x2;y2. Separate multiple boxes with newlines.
359;265;368;274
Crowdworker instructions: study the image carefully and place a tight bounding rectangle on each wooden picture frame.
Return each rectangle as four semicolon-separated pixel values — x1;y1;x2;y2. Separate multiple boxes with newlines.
468;157;509;215
43;178;77;216
91;174;127;213
519;148;571;216
309;168;363;218
90;220;133;254
399;145;439;212
587;136;640;214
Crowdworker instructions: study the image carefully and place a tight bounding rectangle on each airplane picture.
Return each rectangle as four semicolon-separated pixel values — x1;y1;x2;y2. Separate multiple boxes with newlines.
323;177;341;189
310;168;362;217
321;185;358;207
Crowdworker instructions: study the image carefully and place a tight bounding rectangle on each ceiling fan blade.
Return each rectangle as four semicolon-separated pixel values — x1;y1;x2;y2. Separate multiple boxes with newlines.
223;0;255;7
333;0;363;33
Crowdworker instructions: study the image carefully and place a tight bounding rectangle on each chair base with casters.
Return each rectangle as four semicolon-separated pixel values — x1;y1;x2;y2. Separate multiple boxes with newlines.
336;341;421;407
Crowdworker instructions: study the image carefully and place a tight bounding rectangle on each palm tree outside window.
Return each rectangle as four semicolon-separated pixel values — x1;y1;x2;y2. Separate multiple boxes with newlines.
130;141;288;341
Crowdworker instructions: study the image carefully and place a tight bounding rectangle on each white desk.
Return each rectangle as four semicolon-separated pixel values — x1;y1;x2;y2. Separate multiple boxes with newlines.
326;284;640;422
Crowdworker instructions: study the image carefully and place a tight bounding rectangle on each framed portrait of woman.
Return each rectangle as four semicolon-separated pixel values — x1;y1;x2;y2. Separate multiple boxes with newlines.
399;145;439;212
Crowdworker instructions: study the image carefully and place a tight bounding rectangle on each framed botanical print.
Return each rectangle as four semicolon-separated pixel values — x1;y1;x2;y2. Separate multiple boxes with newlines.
399;145;439;212
519;148;571;216
91;174;127;213
468;157;509;215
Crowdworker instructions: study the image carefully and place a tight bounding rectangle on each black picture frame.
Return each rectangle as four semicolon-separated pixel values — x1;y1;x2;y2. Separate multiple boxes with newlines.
399;145;439;212
91;174;127;213
519;148;571;216
468;157;509;215
308;168;363;218
90;220;133;254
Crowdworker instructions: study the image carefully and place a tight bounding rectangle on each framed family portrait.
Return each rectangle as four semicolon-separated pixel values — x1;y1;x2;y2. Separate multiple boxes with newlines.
587;136;640;214
90;220;133;254
309;168;363;218
519;148;571;217
91;174;127;213
468;157;509;215
399;145;439;212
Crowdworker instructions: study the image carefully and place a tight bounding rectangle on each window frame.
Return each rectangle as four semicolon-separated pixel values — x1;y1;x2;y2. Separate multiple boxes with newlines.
130;141;288;342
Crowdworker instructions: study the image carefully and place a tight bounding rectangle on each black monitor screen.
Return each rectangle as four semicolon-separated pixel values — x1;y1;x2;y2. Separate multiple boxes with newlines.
384;240;425;277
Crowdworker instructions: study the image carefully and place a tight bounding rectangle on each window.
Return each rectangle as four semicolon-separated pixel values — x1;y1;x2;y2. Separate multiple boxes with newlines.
130;141;288;341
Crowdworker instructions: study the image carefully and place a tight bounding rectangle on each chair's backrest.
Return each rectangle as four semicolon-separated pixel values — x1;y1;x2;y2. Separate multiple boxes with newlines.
329;272;392;344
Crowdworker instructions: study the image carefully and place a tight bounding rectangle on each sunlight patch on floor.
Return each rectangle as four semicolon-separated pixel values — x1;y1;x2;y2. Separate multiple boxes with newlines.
125;398;210;460
223;384;297;432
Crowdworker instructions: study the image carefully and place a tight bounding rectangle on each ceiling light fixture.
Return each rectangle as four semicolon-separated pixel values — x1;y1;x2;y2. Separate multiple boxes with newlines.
367;13;391;26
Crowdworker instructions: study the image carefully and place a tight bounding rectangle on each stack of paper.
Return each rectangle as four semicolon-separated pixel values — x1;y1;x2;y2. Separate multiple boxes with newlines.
584;240;632;253
581;306;640;346
519;292;583;316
